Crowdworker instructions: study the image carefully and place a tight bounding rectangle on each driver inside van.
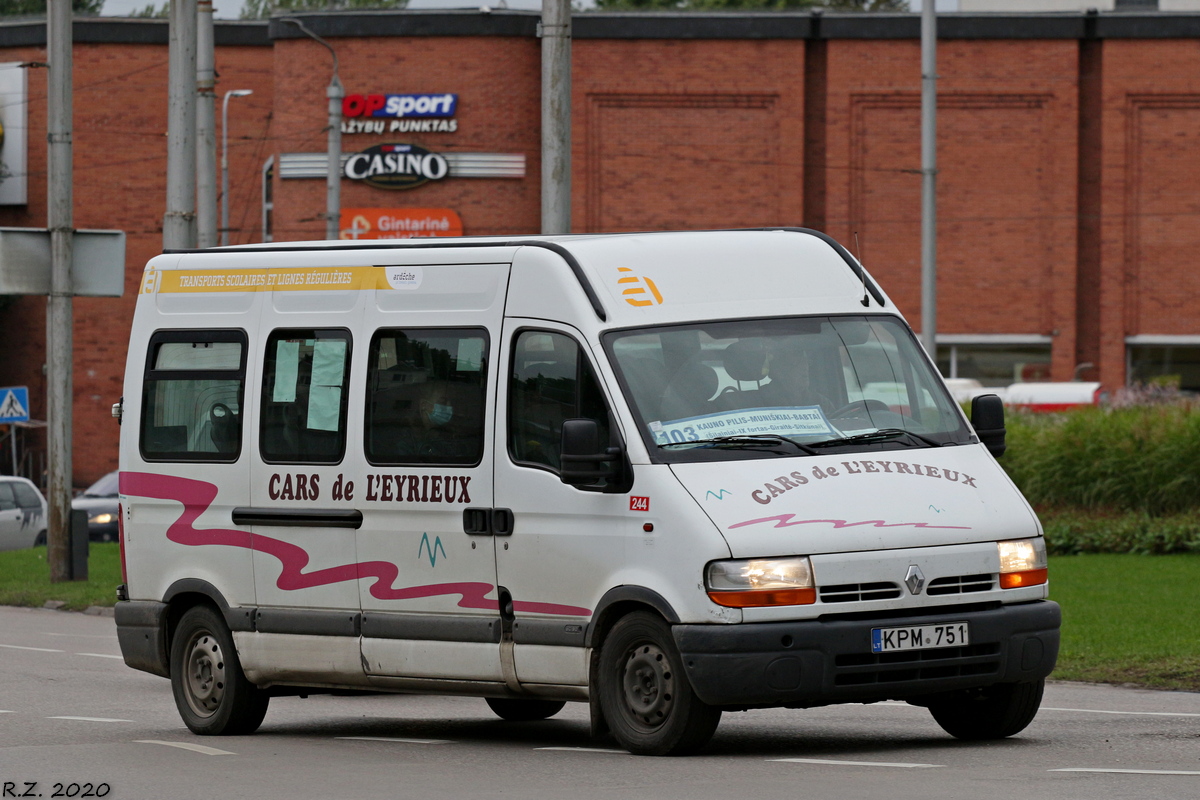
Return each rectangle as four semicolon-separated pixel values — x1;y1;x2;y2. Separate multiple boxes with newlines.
762;347;834;410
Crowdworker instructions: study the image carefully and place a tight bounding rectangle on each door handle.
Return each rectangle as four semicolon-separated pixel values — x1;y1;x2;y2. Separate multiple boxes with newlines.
462;507;492;535
492;508;514;536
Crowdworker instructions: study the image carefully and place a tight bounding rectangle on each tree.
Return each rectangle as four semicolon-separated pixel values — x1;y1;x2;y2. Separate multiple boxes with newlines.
593;0;907;10
0;0;103;14
241;0;408;19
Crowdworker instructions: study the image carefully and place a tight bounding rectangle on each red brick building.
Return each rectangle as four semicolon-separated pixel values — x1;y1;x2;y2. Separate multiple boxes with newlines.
2;9;1199;484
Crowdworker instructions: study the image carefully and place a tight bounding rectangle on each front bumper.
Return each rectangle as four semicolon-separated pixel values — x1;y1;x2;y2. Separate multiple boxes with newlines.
673;600;1060;709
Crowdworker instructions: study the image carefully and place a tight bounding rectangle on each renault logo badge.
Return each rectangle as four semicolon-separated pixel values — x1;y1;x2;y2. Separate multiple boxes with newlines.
904;565;925;595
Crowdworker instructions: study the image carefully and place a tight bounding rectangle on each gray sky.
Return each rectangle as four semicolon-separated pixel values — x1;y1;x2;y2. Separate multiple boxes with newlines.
99;0;555;18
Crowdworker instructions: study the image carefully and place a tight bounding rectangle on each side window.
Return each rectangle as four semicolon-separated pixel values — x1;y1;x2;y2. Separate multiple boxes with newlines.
0;483;15;511
260;329;352;464
365;328;488;466
12;483;41;510
509;330;611;471
140;330;246;462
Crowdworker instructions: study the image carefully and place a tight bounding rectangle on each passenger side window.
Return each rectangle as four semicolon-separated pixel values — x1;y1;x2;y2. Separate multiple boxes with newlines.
365;328;488;466
260;329;352;464
509;330;611;472
0;483;15;511
140;330;246;462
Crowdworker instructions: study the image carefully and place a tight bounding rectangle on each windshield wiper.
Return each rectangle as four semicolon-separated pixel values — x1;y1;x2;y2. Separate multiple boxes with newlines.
659;434;818;455
807;428;943;449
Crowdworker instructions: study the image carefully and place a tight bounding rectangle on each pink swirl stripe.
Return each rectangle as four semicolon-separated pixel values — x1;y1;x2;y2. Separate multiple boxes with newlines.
729;514;972;531
119;471;590;616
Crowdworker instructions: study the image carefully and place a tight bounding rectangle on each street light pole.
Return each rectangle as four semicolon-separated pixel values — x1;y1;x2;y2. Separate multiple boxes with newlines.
221;89;253;247
281;18;342;240
920;1;938;360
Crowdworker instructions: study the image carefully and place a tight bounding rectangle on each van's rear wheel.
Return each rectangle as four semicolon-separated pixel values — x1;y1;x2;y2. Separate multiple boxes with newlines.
597;611;721;756
170;605;269;735
485;698;566;721
927;679;1045;740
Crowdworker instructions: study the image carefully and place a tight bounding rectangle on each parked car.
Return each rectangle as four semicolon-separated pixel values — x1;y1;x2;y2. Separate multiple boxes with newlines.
73;471;119;543
0;475;47;550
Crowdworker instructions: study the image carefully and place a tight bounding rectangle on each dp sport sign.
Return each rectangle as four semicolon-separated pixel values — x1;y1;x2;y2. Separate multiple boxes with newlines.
343;143;449;191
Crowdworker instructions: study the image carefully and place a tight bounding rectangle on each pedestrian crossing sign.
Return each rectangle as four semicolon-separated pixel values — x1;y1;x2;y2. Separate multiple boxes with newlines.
0;386;30;423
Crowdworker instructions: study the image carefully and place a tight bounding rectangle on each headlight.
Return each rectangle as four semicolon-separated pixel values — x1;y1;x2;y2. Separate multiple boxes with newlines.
705;557;816;608
90;513;115;525
997;538;1048;589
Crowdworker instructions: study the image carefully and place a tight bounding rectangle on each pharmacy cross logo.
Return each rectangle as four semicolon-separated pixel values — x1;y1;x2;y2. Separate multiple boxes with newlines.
419;532;447;567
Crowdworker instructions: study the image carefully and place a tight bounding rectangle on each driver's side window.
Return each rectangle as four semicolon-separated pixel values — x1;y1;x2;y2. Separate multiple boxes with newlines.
508;330;610;472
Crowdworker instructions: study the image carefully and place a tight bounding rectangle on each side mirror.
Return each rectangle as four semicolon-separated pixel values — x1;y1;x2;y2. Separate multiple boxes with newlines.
560;418;623;486
971;394;1006;458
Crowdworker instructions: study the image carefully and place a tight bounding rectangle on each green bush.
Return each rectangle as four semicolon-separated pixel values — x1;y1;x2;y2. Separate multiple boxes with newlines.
1002;405;1200;515
1039;509;1200;555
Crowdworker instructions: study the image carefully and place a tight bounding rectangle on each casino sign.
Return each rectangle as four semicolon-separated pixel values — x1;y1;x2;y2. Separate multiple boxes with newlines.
343;143;449;190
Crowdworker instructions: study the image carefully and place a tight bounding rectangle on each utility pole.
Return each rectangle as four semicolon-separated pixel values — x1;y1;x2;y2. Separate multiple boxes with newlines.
221;89;253;247
281;19;342;240
541;0;571;234
46;0;74;582
196;0;217;248
920;1;938;360
165;0;197;250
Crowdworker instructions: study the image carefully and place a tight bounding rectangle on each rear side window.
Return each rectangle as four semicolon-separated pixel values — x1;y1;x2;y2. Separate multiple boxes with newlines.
365;328;488;466
140;330;247;462
260;329;352;464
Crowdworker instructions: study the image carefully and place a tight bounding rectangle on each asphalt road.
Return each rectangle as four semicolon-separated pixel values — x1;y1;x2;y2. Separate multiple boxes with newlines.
1;605;1198;800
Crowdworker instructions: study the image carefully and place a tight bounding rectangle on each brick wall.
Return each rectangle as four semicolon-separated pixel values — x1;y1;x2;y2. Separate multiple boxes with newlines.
2;15;1200;483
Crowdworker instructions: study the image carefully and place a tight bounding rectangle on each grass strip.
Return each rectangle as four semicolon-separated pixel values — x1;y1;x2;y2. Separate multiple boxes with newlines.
1049;553;1200;692
1041;509;1200;555
0;544;122;611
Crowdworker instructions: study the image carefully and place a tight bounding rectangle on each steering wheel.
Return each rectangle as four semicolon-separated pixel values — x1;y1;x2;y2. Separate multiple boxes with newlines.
830;398;890;418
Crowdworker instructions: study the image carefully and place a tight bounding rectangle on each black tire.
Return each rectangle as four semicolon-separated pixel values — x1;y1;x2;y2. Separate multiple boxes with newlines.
33;530;46;547
928;679;1045;740
597;611;721;756
170;605;269;735
485;697;566;722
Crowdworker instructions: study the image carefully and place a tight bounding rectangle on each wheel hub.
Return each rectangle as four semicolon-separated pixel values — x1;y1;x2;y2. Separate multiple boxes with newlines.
622;643;675;728
183;631;226;718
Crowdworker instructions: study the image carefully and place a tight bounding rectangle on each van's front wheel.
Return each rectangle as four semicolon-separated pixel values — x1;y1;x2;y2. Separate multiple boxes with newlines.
597;611;721;756
170;605;269;735
927;679;1045;740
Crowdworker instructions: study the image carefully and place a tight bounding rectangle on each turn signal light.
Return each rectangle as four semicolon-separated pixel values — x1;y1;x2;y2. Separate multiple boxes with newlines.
707;587;817;608
999;568;1048;589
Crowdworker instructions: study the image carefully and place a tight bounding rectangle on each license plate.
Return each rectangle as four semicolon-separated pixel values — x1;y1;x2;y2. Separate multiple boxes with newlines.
871;622;969;653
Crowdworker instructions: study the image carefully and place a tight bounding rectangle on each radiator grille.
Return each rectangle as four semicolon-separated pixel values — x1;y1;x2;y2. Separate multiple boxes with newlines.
927;574;994;596
833;643;1002;687
820;582;903;603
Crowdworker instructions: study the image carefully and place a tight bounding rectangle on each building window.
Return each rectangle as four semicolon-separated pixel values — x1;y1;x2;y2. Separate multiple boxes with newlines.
1128;344;1200;392
140;330;247;462
935;338;1052;387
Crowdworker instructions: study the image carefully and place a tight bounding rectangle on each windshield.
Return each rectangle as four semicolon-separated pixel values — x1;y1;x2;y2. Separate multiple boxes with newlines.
604;315;973;461
83;471;120;497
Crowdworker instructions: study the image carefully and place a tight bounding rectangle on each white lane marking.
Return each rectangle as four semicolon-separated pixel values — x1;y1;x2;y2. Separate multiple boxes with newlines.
1041;707;1200;719
48;716;133;723
873;702;1200;719
136;740;235;756
0;644;64;653
770;758;943;768
536;747;628;754
1051;768;1200;776
76;653;124;660
0;710;13;714
336;736;452;745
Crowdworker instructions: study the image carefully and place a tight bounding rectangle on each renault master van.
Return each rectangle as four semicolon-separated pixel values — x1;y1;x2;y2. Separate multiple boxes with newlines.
114;229;1059;755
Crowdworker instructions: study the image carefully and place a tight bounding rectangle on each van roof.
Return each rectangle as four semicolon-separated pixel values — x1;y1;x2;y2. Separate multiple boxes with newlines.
154;228;891;326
